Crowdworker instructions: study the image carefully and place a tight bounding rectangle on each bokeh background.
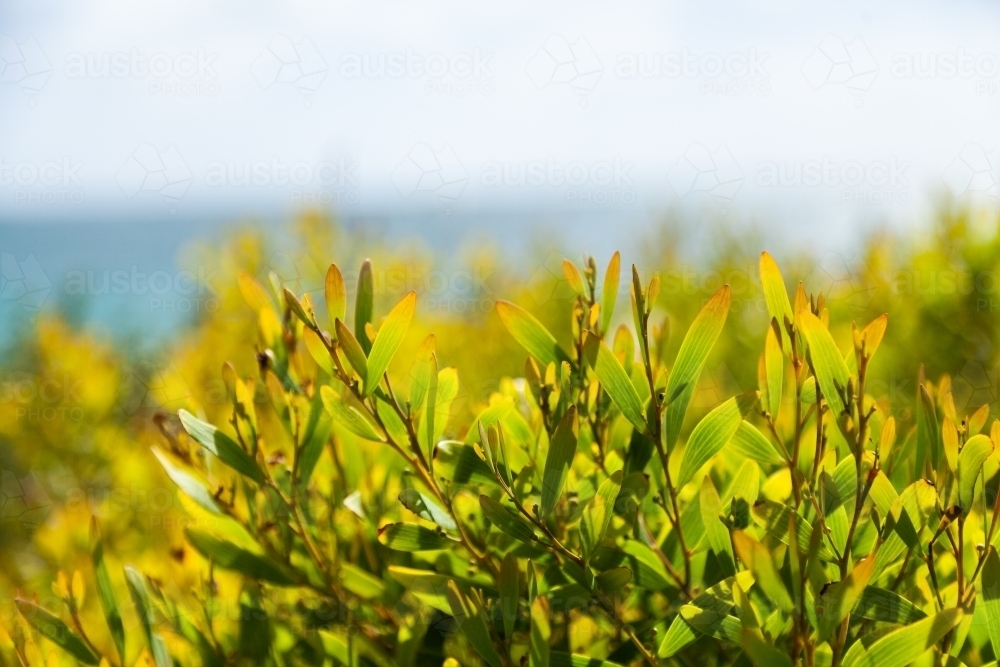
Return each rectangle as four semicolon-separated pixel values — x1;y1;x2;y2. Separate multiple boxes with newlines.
1;0;1000;661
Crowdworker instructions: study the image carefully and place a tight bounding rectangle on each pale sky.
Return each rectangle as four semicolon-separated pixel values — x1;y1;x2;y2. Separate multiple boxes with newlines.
1;0;999;251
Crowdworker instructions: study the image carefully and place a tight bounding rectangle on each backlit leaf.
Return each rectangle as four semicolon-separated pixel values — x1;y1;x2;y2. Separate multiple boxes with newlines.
665;285;731;451
677;391;759;487
15;599;99;665
600;251;621;334
364;291;416;396
496;300;571;367
377;523;458;551
186;529;296;585
584;332;646;433
540;407;579;519
178;409;264;484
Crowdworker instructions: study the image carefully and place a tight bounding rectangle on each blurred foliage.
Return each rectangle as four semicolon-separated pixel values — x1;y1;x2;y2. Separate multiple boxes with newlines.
3;206;1000;666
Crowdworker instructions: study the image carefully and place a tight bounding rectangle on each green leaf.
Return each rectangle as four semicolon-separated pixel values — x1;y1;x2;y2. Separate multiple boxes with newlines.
595;567;632;594
496;300;570;367
732;530;792;613
283;287;314;326
90;517;125;663
700;477;735;576
581;471;623;561
124;567;172;667
758;251;793;352
434;441;504;487
447;581;503;667
584;332;646;433
364;291;416;396
480;495;537;543
530;596;551;667
751;499;835;561
355;259;375;354
325;263;347;330
658;571;756;657
959;434;993;511
500;552;520;639
853;587;926;625
15;599;99;665
728;421;785;465
677;391;759;487
600;251;621;334
303;328;334;374
377;523;458;551
842;608;962;667
798;309;851;419
764;320;783;417
320;386;386;442
339;563;387;600
982;546;1000;659
335;318;369;378
818;554;875;640
152;447;221;514
298;389;333;485
399;488;456;530
178;409;264;484
664;285;731;451
742;628;793;667
185;528;297;584
679;604;743;644
540;407;579;519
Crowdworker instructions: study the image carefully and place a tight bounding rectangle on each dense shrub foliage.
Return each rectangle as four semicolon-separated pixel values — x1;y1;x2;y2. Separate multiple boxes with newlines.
8;212;1000;666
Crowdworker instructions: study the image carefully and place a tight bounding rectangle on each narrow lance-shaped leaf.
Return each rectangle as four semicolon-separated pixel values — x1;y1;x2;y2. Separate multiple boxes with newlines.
981;545;1000;658
842;608;962;667
581;471;623;560
496;300;570;367
959;433;993;512
530;596;551;667
797;309;851;419
364;291;416;396
480;495;537;543
700;477;735;576
185;529;297;585
355;259;374;354
335;318;369;379
584;332;646;434
446;581;503;667
14;599;99;665
152;448;221;514
91;517;125;664
764;319;783;418
677;391;759;488
817;553;875;640
852;587;926;625
499;553;519;639
124;567;172;667
732;530;792;612
665;285;731;451
399;489;456;530
540;407;579;519
758;251;792;353
325;263;347;331
600;251;620;334
320;386;386;442
178;409;264;484
377;523;458;552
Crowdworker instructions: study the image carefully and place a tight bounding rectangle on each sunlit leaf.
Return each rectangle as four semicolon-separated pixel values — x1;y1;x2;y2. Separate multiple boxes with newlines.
842;608;962;667
677;391;759;487
355;259;374;354
540;407;579;519
377;523;458;551
364;291;417;396
447;581;502;667
496;300;571;367
959;433;993;512
325;263;347;330
178;409;264;484
797;309;851;419
665;285;731;451
14;599;99;665
480;495;537;543
732;530;792;612
185;529;296;585
600;251;621;334
580;471;623;561
584;332;646;433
